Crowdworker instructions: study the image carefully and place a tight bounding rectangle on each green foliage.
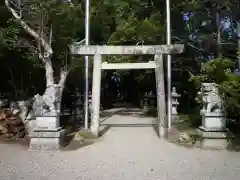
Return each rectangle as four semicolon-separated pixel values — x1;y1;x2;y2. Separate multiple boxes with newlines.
190;58;234;87
20;0;83;65
0;19;20;52
191;57;240;127
179;112;202;127
0;3;20;54
219;73;240;120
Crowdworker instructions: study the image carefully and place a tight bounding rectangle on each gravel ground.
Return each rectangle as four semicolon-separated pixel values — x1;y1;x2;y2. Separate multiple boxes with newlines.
1;113;240;180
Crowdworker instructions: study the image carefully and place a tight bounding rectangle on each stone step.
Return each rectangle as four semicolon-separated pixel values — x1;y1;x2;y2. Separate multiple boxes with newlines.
29;129;66;151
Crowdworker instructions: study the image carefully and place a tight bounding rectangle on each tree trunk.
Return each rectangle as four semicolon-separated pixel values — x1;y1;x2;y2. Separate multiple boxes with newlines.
39;63;67;115
4;0;68;120
216;11;221;58
43;57;54;87
237;21;240;70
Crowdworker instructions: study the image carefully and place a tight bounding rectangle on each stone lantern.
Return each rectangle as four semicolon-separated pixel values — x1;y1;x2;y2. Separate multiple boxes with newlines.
88;91;92;114
171;87;180;122
148;91;156;107
143;91;156;113
143;92;149;112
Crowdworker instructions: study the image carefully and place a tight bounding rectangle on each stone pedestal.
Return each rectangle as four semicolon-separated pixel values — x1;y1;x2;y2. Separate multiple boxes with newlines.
196;83;234;149
197;112;232;149
29;113;66;151
201;111;226;130
197;126;231;149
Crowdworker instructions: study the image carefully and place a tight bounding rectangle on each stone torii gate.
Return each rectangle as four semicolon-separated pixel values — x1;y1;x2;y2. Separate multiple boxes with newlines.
71;45;184;137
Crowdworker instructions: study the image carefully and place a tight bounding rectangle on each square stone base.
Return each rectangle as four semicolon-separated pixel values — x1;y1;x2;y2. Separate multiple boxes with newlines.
28;128;66;151
36;115;60;129
197;126;233;150
199;138;228;150
200;112;226;130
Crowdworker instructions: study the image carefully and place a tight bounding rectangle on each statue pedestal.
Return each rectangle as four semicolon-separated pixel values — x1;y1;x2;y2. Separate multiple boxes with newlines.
200;111;226;130
29;114;66;151
172;103;179;123
197;112;233;149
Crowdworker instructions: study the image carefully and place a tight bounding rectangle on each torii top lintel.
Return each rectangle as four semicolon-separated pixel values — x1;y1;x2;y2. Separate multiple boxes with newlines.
70;44;184;55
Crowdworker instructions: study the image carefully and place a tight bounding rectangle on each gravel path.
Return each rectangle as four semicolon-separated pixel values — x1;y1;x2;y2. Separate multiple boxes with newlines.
1;111;240;180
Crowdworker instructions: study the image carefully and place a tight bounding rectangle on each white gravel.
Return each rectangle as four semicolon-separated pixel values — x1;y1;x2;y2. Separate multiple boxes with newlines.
1;113;240;180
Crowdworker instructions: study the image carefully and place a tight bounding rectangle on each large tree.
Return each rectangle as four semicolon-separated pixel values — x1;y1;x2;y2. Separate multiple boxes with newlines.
4;0;83;114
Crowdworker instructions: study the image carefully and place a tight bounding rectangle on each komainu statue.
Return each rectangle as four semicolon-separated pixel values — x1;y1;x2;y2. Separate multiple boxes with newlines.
201;83;223;113
33;84;61;116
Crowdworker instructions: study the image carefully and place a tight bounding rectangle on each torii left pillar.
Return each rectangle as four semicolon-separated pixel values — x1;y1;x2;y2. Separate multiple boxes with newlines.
91;54;102;136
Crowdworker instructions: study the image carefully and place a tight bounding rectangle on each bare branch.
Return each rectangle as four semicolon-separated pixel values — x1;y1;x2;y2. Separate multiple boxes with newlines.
59;69;68;87
5;0;53;57
172;36;209;54
58;57;82;87
49;24;52;46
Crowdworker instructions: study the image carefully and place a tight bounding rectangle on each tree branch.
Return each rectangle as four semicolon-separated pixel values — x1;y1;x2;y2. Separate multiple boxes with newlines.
59;69;68;87
172;36;210;54
58;57;83;87
5;0;53;57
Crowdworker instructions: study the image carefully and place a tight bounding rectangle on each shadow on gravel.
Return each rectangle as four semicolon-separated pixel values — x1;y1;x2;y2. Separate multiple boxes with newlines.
0;136;29;145
0;136;29;150
99;125;111;137
62;140;95;151
152;124;160;137
62;130;99;151
99;108;124;123
226;134;240;152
